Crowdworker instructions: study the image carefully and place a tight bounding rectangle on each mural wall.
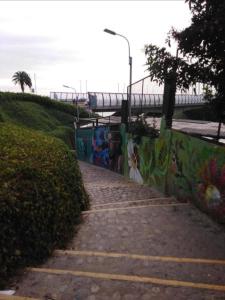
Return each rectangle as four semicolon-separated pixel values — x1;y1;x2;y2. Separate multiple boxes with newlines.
92;126;110;167
167;131;225;222
124;127;225;223
76;125;124;173
125;129;172;193
76;122;225;222
76;128;93;163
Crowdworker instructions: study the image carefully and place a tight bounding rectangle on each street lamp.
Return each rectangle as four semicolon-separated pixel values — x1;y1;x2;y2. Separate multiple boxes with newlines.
63;84;79;121
63;84;77;93
104;28;132;124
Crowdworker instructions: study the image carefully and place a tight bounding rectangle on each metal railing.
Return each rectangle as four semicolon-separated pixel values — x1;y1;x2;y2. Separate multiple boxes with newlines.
87;92;204;109
50;92;88;102
125;75;205;113
50;91;205;109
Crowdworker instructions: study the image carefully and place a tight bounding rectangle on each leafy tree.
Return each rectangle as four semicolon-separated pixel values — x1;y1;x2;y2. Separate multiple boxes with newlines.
145;44;198;91
129;115;159;142
171;0;225;136
144;45;190;128
145;0;225;136
171;0;225;93
12;71;32;93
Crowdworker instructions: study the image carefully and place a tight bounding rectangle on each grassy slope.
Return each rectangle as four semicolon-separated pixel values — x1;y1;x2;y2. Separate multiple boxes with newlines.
0;93;87;148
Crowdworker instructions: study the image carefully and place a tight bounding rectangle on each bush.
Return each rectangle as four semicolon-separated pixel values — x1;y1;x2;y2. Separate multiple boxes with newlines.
0;92;95;149
0;123;89;287
129;116;159;143
0;92;90;118
50;126;75;148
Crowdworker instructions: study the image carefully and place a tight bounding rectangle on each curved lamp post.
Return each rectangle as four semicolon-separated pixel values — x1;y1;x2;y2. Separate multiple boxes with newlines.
63;84;77;93
104;28;132;124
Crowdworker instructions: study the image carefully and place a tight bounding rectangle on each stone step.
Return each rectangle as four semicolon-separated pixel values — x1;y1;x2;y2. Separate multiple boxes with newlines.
86;185;163;202
71;204;224;260
83;202;189;215
89;197;182;210
41;250;225;286
16;266;225;300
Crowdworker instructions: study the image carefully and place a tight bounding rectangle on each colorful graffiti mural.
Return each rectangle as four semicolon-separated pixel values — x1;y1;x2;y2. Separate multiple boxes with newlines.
127;138;143;184
76;125;124;173
109;132;123;173
76;128;93;163
167;131;225;221
198;159;225;211
76;122;225;222
125;132;171;192
124;126;225;222
92;126;110;167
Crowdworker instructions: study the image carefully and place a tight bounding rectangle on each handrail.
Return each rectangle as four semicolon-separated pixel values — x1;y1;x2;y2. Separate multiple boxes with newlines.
50;91;205;108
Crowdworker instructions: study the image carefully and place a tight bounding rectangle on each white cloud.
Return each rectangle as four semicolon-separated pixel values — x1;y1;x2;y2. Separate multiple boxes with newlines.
0;1;191;95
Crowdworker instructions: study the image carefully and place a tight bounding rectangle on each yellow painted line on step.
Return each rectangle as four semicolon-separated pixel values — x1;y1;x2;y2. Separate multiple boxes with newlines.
92;197;177;208
86;182;132;187
54;250;225;266
0;296;40;300
28;267;225;292
82;203;189;214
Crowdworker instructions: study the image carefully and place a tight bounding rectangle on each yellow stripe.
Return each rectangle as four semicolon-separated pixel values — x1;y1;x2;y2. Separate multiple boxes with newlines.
29;267;225;292
86;183;132;187
82;203;189;214
0;295;40;300
92;197;176;208
54;250;225;266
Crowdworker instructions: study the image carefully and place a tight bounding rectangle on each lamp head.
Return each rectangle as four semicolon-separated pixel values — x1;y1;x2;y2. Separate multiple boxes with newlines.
104;28;116;35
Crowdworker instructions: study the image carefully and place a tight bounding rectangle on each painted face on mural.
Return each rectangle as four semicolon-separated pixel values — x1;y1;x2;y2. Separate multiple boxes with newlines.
198;159;225;210
205;185;221;207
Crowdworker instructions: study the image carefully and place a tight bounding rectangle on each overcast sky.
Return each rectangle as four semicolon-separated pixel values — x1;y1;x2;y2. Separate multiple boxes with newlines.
0;1;191;96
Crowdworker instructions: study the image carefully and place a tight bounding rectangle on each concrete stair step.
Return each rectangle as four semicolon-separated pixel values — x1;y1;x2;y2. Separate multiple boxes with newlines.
89;197;181;211
29;251;225;286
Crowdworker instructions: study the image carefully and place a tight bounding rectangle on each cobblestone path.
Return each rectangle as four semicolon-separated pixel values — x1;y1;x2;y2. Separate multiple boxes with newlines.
12;161;225;300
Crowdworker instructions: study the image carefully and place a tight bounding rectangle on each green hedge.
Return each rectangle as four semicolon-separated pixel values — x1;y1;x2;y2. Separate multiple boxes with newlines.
0;92;94;149
0;123;89;287
0;99;76;148
50;126;76;148
0;92;89;118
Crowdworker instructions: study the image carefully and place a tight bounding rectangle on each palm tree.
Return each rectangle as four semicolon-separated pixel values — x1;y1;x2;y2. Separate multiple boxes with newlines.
12;71;32;93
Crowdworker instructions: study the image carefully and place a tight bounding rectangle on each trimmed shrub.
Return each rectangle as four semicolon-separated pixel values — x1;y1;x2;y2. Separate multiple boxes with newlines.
0;92;94;149
50;126;75;149
0;123;89;287
0;92;89;117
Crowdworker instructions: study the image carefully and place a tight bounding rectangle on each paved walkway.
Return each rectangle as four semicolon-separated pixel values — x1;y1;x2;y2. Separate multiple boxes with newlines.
11;161;225;300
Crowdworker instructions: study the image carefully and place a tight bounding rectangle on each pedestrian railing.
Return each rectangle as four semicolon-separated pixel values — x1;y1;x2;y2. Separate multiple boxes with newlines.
50;91;205;109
